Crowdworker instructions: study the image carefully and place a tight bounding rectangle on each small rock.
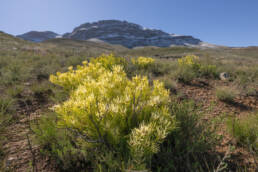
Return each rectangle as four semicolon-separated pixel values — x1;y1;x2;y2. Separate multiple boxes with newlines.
219;72;230;80
5;157;15;167
24;82;31;86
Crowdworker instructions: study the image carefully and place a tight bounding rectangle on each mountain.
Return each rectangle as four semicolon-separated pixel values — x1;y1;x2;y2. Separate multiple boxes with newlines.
17;31;59;42
63;20;203;48
16;20;214;48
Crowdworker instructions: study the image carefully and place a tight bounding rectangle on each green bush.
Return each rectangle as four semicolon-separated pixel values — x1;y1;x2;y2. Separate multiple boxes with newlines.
163;78;177;93
176;66;198;84
151;101;219;171
0;98;14;169
215;86;238;103
7;86;24;98
33;113;91;170
199;64;218;78
176;55;218;83
227;113;258;154
149;60;174;77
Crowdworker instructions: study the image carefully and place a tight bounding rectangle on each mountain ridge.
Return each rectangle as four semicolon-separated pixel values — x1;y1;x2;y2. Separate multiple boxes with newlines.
15;20;217;48
63;20;202;48
17;31;59;42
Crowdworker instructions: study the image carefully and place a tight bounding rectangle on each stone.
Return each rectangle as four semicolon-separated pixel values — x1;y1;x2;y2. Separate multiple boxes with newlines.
5;157;16;167
219;72;230;80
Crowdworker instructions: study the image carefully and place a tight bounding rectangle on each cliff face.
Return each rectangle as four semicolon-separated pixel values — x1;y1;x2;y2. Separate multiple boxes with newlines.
17;31;59;42
63;20;202;48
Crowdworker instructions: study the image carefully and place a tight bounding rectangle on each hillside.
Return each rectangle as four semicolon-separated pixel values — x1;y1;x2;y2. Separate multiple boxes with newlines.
17;31;59;43
0;32;257;171
0;31;33;50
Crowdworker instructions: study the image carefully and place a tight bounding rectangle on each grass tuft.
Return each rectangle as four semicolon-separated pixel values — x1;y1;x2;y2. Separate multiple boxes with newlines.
215;86;239;103
227;113;258;154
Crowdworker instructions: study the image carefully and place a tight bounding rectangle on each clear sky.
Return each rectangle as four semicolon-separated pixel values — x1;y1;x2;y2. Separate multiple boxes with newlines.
1;0;257;47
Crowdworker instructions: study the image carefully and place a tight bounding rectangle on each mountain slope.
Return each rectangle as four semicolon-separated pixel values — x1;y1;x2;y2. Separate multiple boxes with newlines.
0;31;34;50
17;31;59;42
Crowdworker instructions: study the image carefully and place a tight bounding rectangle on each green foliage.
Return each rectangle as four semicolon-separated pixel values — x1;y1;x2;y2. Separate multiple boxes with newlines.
33;113;91;170
227;113;258;154
199;64;218;78
176;55;218;83
215;86;238;103
151;101;219;171
0;97;14;169
6;85;24;98
46;55;176;170
0;97;14;116
176;65;198;84
162;78;177;93
150;60;175;77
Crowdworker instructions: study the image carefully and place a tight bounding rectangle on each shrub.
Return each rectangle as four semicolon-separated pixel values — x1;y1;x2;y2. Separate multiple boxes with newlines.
176;55;218;83
176;66;198;84
215;86;238;103
46;54;176;170
132;56;155;69
163;78;177;93
7;86;24;98
0;98;14;169
227;113;258;154
0;98;13;115
199;64;218;78
245;87;257;97
149;60;174;77
151;101;219;171
33;113;91;170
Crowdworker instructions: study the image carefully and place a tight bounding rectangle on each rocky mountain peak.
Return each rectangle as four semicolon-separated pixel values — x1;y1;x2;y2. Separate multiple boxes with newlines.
63;20;202;48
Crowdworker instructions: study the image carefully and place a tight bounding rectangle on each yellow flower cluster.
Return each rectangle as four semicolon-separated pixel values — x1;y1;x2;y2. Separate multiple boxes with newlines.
129;107;175;165
49;54;175;168
90;53;126;70
132;56;155;68
49;54;126;91
178;55;199;66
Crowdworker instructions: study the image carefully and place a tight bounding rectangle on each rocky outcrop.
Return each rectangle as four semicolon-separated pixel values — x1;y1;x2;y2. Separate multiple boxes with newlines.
17;31;59;42
63;20;202;48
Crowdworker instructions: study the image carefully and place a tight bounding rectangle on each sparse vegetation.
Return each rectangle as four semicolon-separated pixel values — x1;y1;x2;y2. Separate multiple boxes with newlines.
227;113;258;154
215;86;239;103
152;100;220;172
0;97;14;169
175;55;219;84
0;32;257;171
163;78;177;93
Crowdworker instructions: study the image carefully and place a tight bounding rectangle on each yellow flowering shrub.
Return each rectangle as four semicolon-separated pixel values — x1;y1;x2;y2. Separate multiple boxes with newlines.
49;54;126;91
49;54;175;170
90;53;126;70
132;56;155;68
177;55;218;82
178;55;199;67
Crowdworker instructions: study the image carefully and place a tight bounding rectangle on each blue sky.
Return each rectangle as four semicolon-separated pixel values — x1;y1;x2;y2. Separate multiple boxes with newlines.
1;0;257;46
